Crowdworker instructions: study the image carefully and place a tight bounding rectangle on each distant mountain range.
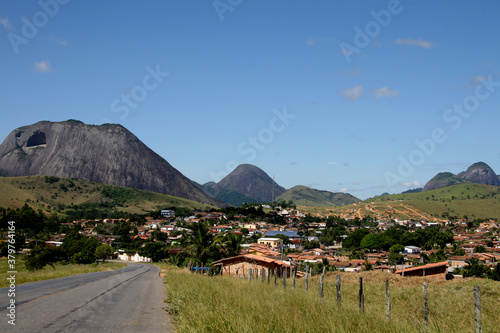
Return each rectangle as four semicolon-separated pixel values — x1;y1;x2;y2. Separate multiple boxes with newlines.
1;120;497;209
422;162;500;191
276;185;360;207
201;164;361;207
0;120;362;208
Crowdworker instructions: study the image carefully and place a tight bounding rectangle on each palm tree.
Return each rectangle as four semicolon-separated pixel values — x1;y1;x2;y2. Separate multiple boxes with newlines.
216;232;243;258
181;221;215;266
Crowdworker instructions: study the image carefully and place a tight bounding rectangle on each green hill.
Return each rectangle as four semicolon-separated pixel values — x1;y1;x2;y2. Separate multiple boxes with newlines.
0;176;215;217
276;185;360;207
367;183;500;220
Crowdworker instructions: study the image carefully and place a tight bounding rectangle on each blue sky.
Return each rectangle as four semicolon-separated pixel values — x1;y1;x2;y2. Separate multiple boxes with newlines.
1;0;500;200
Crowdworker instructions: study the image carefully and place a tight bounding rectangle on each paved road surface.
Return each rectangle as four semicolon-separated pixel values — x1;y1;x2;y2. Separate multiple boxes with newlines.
0;263;174;332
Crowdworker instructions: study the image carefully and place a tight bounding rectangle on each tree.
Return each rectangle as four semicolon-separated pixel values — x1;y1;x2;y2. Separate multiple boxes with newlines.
462;258;491;278
181;221;216;266
342;228;370;249
360;234;382;251
474;245;486;253
24;245;67;271
388;252;404;265
61;231;100;264
138;242;167;262
95;244;114;263
175;207;193;221
491;263;500;281
389;244;404;253
216;232;243;258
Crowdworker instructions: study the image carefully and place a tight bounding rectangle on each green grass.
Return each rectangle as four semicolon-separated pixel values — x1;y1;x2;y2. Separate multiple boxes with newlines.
0;256;126;288
163;268;500;333
369;183;500;219
0;175;216;216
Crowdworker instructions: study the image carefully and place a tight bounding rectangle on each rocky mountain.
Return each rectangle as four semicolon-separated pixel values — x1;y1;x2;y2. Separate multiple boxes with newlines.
422;162;500;192
457;162;500;186
276;185;360;207
202;164;286;206
0;120;220;205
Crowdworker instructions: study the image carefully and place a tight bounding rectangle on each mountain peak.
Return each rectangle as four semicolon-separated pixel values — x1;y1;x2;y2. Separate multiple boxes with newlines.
0;120;219;205
458;161;500;186
203;164;286;206
423;162;500;191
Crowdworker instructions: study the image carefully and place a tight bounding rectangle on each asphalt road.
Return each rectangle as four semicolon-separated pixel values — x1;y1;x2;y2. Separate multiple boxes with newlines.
0;263;174;332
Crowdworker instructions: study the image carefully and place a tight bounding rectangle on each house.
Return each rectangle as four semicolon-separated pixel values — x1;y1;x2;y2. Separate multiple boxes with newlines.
264;230;302;241
448;255;472;269
258;237;283;249
404;246;421;254
395;261;448;277
117;251;152;262
213;254;292;278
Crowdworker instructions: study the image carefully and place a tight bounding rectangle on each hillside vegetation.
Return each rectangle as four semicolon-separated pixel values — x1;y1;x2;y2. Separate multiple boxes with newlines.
0;176;215;217
276;185;360;207
369;183;500;220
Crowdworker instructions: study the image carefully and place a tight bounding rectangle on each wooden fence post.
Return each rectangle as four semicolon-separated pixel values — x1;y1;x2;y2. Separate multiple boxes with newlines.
359;277;364;314
386;279;391;322
304;268;309;293
423;281;429;330
274;267;278;286
293;266;296;290
336;275;341;305
262;268;265;283
319;267;325;299
474;285;482;333
283;268;287;290
268;267;271;284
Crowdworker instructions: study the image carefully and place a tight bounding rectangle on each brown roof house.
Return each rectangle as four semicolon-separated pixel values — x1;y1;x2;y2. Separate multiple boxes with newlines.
395;261;448;278
213;254;292;278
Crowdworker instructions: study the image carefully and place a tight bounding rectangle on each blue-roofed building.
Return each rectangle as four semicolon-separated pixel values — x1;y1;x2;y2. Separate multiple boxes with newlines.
264;230;302;240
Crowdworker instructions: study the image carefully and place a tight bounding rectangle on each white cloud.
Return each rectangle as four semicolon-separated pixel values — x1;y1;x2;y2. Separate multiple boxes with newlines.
463;75;487;89
33;60;54;73
340;85;363;102
338;68;361;77
372;86;400;98
339;188;348;193
306;37;318;46
401;180;421;188
49;36;68;45
394;38;433;49
0;17;12;30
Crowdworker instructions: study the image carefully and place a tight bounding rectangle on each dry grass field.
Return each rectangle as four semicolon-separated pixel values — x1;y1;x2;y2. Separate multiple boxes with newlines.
162;267;500;333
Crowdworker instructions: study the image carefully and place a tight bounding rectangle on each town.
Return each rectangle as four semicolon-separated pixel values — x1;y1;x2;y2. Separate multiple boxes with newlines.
24;202;500;281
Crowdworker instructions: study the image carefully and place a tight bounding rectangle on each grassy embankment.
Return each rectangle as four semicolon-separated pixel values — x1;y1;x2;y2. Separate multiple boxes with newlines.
0;175;215;216
0;256;126;288
301;183;500;220
162;268;500;333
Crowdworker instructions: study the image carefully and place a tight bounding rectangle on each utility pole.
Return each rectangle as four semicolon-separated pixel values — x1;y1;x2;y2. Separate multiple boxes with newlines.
272;175;275;203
